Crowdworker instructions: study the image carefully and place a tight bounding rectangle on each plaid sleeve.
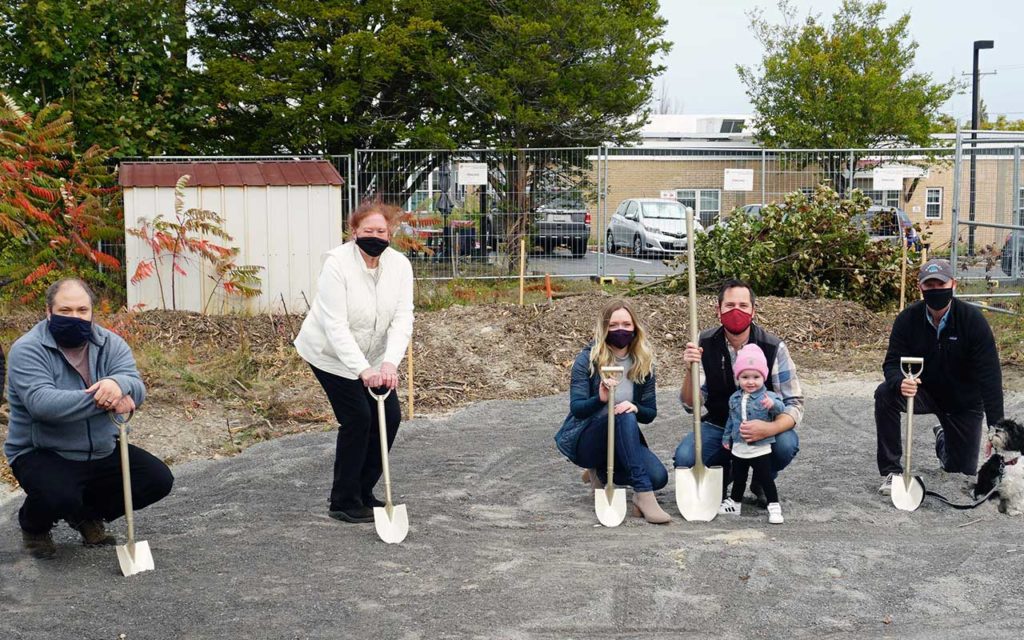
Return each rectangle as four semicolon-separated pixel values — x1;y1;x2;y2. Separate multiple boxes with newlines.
771;341;804;425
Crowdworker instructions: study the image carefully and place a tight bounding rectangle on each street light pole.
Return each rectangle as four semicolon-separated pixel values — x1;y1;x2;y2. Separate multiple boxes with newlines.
968;39;994;256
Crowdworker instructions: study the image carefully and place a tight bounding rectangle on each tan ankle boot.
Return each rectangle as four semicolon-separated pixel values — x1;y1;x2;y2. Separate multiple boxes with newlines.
582;469;602;490
633;491;672;524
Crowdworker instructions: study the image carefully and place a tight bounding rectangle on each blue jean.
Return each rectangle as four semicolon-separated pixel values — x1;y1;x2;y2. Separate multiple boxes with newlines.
575;411;668;492
673;421;799;481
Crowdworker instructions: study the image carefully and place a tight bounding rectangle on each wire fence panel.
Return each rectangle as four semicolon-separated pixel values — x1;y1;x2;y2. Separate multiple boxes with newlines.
354;148;603;280
950;130;1024;284
113;143;1024;288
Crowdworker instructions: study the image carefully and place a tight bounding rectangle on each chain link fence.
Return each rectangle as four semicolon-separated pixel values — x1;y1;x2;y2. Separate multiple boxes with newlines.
115;143;1022;287
353;148;603;280
950;130;1024;288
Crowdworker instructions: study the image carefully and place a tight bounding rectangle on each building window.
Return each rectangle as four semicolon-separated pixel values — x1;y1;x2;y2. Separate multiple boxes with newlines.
720;119;745;134
925;187;942;220
677;189;721;227
859;188;900;208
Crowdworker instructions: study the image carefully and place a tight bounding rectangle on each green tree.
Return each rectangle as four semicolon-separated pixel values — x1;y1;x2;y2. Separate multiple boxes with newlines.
190;0;454;155
738;0;958;149
0;0;198;156
190;0;668;153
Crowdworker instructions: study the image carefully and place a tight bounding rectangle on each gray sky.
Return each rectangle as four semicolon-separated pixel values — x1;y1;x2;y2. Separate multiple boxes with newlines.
658;0;1023;123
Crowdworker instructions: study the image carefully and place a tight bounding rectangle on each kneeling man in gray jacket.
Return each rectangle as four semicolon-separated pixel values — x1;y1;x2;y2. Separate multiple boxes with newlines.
4;278;173;559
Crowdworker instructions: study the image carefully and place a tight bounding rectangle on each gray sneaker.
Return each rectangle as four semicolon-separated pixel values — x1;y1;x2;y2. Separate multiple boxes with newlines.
878;473;894;495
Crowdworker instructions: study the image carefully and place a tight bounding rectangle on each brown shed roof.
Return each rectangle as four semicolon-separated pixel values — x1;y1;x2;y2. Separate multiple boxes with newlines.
118;160;344;188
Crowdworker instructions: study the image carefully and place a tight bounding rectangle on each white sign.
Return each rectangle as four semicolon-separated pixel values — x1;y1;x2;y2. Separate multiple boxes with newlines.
723;168;754;192
872;167;903;191
457;162;488;186
659;190;678;200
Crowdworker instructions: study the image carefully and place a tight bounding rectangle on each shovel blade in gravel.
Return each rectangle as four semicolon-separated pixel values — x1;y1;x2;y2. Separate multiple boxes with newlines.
675;466;723;522
116;540;154;577
891;474;925;512
595;487;626;527
373;504;409;544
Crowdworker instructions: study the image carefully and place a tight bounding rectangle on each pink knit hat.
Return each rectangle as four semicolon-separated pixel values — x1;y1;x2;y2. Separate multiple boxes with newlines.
733;344;769;380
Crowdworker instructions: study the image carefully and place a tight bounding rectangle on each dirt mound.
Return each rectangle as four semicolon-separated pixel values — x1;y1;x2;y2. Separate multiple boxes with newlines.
0;296;892;488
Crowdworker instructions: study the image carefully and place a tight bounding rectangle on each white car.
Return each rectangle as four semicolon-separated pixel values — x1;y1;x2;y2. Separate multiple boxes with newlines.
606;198;703;257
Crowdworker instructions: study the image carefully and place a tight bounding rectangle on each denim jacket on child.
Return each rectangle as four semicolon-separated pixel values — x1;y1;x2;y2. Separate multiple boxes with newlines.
722;387;785;448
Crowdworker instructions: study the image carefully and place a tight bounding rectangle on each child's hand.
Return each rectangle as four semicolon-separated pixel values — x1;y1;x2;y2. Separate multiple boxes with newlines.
722;442;731;450
760;395;774;410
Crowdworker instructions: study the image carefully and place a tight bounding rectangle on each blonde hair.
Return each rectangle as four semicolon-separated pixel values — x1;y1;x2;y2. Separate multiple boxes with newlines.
589;299;654;384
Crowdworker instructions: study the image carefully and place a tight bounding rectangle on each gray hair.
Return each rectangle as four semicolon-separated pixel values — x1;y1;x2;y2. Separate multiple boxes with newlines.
45;278;97;310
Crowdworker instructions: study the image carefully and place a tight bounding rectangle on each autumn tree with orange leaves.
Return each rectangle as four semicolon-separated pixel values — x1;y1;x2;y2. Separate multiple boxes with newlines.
0;92;124;304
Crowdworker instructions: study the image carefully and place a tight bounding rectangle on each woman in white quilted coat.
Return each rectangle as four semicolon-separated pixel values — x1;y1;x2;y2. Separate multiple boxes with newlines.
295;201;414;523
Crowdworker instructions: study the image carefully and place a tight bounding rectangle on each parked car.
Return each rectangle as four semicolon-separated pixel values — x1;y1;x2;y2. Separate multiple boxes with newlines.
606;198;704;257
999;230;1024;277
533;196;591;258
705;203;766;233
850;205;913;243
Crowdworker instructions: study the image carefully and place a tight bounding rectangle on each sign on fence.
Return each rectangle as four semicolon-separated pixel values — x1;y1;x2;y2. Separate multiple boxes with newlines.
457;162;488;185
723;169;754;191
872;167;903;190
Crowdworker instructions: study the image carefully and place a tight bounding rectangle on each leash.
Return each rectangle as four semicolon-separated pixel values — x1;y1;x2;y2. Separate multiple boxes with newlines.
924;481;1001;510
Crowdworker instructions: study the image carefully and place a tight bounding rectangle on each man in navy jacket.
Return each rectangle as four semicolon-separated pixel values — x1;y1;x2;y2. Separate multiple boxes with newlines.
876;259;1003;495
4;279;173;558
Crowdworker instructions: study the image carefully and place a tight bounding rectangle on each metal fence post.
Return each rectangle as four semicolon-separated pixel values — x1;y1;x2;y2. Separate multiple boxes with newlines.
760;148;766;204
1014;145;1022;280
951;129;963;277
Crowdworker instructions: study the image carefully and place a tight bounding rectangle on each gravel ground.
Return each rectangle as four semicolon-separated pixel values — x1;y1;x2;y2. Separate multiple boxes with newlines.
2;379;1023;639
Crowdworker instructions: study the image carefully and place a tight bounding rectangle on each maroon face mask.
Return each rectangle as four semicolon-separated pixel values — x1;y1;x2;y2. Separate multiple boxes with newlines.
720;308;752;335
605;329;635;349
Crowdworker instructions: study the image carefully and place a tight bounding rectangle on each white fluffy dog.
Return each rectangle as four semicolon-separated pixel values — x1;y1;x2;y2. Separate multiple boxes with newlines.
975;419;1024;516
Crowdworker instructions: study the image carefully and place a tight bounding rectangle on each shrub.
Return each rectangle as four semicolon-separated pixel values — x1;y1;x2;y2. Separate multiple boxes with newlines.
667;186;917;310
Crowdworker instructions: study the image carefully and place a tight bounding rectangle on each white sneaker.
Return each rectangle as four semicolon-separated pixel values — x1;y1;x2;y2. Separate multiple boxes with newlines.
718;498;741;515
878;473;894;496
767;502;784;524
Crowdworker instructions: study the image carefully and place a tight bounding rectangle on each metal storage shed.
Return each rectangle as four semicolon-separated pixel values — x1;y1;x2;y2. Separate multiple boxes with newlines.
119;160;344;314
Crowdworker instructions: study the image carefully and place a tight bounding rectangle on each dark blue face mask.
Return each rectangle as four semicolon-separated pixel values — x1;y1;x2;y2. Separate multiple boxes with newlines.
48;314;93;348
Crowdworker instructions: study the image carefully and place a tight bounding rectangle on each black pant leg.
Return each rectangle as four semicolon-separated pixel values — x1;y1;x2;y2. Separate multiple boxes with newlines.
10;450;90;534
874;383;943;475
311;365;374;510
359;389;402;500
82;444;174;523
729;456;751;502
935;407;985;475
750;456;778;503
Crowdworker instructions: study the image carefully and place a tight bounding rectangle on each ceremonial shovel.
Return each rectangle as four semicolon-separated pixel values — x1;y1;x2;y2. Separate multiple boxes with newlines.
675;204;723;521
367;387;409;543
111;410;155;577
891;357;926;512
594;366;627;527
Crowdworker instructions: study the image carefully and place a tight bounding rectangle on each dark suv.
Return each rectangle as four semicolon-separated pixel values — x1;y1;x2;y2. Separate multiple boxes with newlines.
533;196;591;258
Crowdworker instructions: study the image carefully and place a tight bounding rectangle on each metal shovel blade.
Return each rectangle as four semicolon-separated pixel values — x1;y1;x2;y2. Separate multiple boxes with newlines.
675;465;724;522
595;486;627;527
373;504;409;544
890;474;925;512
116;540;154;577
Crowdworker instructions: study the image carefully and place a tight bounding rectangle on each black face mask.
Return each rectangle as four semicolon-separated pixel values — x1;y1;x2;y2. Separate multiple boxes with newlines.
605;329;635;349
356;236;389;258
48;314;93;348
922;287;954;311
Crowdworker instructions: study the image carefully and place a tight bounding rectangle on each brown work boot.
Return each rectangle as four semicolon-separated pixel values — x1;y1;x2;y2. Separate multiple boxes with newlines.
22;530;56;559
73;519;116;547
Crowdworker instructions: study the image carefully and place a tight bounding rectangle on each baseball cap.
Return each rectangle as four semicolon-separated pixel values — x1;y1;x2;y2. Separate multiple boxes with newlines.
918;258;953;284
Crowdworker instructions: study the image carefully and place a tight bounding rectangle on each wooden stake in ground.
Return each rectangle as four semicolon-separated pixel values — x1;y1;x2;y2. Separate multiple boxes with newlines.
518;237;526;306
900;237;908;312
406;341;414;419
545;273;553;305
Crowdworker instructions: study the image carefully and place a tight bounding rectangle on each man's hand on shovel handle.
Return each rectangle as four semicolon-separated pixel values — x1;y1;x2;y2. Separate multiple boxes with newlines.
900;377;919;398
